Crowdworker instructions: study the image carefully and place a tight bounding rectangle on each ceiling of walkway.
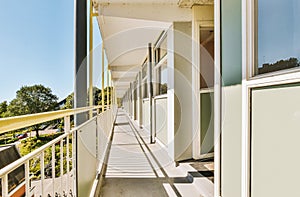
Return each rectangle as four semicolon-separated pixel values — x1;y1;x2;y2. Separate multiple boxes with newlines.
93;0;213;98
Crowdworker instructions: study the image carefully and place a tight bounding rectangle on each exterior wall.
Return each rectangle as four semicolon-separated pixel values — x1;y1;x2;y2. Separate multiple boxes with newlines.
154;97;168;145
142;99;150;132
251;85;300;197
220;0;242;196
221;85;242;197
172;21;193;161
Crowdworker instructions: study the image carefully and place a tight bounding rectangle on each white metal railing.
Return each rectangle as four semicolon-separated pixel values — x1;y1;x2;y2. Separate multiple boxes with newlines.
0;105;116;197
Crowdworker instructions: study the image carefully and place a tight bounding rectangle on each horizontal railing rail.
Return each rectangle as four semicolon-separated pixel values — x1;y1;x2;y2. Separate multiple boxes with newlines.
0;105;107;134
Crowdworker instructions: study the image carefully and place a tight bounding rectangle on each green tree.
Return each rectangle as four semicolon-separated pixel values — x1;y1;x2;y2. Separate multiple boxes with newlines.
98;87;113;106
7;85;58;138
0;101;8;117
62;93;74;109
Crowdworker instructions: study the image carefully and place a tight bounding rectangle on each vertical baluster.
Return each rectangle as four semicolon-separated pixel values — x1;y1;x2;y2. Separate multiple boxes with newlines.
60;139;64;195
40;152;45;197
25;160;30;196
52;144;55;196
66;135;70;194
64;116;70;133
64;115;70;194
2;174;8;197
72;131;76;195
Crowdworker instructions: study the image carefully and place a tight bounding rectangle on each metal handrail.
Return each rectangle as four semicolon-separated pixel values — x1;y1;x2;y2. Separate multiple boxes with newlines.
0;131;68;177
0;106;114;196
0;105;106;134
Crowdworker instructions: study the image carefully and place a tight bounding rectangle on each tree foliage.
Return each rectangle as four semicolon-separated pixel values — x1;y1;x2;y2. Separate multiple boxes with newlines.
61;86;112;110
7;85;58;137
7;85;58;116
0;101;8;118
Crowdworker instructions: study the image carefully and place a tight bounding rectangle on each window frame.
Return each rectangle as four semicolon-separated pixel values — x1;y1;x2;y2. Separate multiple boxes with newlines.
242;1;300;197
154;55;168;97
141;59;148;99
248;0;300;79
154;31;169;98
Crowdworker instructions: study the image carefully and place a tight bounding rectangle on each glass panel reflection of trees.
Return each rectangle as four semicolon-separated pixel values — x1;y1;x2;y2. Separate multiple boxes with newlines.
256;0;300;75
157;61;168;95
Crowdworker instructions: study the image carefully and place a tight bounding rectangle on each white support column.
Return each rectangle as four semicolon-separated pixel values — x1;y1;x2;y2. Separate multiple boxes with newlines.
192;6;201;159
214;0;222;196
130;82;132;118
107;67;110;109
102;44;105;112
148;43;155;143
138;71;143;127
89;0;94;119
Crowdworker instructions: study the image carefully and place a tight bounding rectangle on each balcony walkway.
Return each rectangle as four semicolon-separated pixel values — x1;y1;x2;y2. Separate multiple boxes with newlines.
97;109;214;197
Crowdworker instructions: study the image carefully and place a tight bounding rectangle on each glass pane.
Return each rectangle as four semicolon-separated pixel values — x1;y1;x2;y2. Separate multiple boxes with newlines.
200;28;214;89
160;37;167;59
256;0;300;75
200;93;214;155
158;62;168;95
142;80;148;99
142;62;148;79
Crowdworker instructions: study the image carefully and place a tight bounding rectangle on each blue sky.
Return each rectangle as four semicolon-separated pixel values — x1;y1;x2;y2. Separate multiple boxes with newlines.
258;0;300;67
0;0;104;102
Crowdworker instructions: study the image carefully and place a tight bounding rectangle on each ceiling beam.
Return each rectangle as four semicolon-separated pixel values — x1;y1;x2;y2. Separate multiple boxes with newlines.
112;77;136;82
178;0;214;8
96;3;192;22
109;65;141;72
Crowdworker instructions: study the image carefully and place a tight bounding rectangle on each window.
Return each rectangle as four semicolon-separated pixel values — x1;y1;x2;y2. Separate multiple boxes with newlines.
159;36;167;60
154;31;167;63
154;31;168;96
200;27;214;89
255;0;300;75
155;61;168;95
142;62;148;99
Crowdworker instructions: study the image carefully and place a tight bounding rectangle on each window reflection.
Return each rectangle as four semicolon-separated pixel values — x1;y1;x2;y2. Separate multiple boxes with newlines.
158;62;168;95
256;0;300;75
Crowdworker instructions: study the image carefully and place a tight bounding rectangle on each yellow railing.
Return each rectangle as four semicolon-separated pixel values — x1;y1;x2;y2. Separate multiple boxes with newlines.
0;105;115;197
0;106;107;134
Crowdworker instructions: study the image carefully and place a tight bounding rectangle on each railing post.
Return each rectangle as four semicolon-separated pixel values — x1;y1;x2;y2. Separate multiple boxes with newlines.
40;152;45;197
25;160;30;196
60;140;64;195
2;174;8;197
52;144;56;196
66;135;70;194
64;116;71;133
